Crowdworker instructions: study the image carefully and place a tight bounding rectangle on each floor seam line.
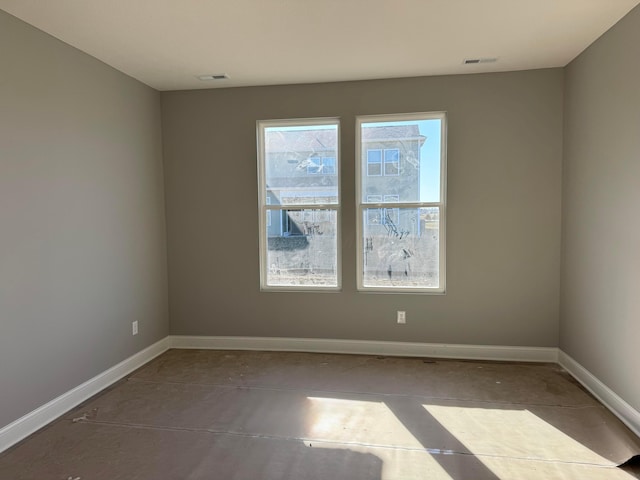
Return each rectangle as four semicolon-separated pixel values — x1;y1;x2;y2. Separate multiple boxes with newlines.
71;418;621;469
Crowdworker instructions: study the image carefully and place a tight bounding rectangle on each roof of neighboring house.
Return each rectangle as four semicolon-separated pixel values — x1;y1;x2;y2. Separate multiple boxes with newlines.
265;125;425;153
266;129;337;154
363;125;421;141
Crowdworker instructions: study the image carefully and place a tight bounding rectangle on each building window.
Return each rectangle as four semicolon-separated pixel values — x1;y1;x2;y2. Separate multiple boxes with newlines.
357;112;447;293
257;118;340;290
266;197;272;227
307;156;336;175
384;149;400;176
366;195;383;224
367;149;400;176
366;194;399;225
382;194;399;225
367;150;382;176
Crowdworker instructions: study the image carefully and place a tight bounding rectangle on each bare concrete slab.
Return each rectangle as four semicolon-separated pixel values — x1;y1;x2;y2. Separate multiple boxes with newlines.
1;349;639;479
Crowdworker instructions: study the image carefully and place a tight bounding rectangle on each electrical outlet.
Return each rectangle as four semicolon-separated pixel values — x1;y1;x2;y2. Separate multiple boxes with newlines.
132;321;138;336
397;311;406;324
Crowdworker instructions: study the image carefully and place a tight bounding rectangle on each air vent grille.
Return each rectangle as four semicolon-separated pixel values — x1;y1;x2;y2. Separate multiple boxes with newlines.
197;74;230;81
463;58;498;65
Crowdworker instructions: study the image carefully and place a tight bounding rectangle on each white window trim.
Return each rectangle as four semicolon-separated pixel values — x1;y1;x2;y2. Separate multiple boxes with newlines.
257;117;342;292
356;112;447;294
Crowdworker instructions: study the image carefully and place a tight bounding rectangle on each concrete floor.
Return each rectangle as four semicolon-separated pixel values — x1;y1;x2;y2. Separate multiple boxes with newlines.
1;349;639;479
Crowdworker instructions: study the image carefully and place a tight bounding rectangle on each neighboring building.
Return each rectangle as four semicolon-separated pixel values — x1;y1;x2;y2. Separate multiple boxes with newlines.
265;128;338;238
360;125;425;232
264;125;426;237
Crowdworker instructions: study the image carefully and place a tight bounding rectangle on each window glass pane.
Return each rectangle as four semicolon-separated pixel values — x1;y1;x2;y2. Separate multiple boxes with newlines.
307;159;322;174
365;195;382;224
266;197;271;227
362;207;439;288
322;157;336;175
361;119;442;203
367;150;382;162
266;209;338;287
265;125;338;204
367;149;382;176
382;195;400;225
367;209;382;225
383;208;399;225
368;163;382;176
384;149;400;175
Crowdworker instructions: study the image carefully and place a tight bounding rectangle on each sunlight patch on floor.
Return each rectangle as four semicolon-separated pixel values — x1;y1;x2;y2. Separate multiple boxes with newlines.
423;404;608;464
305;396;419;448
305;396;454;479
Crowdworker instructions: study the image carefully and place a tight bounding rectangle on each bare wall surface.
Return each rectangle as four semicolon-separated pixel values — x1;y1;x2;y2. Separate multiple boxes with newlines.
0;11;169;428
162;69;563;346
561;5;640;412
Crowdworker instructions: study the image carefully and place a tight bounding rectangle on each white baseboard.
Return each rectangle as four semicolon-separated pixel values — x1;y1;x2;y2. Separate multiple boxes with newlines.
0;337;170;454
169;335;559;363
558;350;640;438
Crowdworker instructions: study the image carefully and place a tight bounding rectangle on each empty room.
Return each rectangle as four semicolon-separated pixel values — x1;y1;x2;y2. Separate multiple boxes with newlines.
1;1;639;479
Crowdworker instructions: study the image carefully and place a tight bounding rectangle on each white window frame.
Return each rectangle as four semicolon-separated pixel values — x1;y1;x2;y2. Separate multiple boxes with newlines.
356;112;447;294
257;117;341;292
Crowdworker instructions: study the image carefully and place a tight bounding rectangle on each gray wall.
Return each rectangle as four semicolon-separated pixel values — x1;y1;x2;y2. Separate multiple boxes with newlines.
561;5;640;411
0;11;169;428
162;69;563;346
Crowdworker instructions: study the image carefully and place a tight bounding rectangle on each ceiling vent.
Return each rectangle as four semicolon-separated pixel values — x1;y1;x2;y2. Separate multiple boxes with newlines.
463;57;498;65
197;74;229;81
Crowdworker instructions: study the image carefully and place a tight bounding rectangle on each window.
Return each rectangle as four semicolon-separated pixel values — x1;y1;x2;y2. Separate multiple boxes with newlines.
367;149;399;176
366;195;383;224
266;197;272;227
366;194;399;225
367;150;382;176
384;149;400;176
382;194;399;225
307;156;336;175
357;112;446;292
257;118;340;290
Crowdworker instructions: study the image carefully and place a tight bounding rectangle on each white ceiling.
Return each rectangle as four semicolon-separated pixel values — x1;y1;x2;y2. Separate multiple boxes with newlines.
1;0;638;91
